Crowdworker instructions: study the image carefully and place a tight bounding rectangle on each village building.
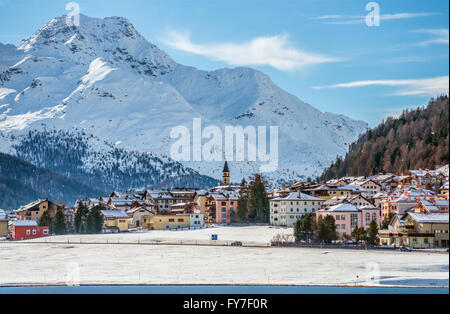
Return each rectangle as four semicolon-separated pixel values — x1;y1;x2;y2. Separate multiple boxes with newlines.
380;187;437;218
0;210;8;238
354;179;382;198
101;210;131;232
379;212;449;248
142;213;204;230
270;191;324;227
10;220;49;241
15;199;64;222
316;203;381;237
303;185;354;201
126;206;154;228
145;189;196;212
208;191;239;225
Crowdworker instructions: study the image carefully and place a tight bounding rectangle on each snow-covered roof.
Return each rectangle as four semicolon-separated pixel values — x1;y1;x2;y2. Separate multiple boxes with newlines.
101;210;129;219
271;192;323;202
325;203;359;212
407;212;449;224
12;220;38;227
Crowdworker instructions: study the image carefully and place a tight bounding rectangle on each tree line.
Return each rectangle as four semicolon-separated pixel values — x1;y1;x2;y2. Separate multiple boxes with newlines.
293;214;379;245
321;95;449;181
38;202;105;235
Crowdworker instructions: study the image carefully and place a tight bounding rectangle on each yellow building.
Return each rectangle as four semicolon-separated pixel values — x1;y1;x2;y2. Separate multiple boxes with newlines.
0;219;8;238
379;212;449;248
142;214;191;230
101;210;131;232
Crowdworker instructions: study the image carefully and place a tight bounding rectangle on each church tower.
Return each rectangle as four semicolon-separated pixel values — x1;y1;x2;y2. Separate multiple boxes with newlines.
222;161;230;185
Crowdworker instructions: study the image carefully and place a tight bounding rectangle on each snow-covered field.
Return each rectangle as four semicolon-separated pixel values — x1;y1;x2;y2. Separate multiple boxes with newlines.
24;225;294;246
0;243;448;287
0;227;448;287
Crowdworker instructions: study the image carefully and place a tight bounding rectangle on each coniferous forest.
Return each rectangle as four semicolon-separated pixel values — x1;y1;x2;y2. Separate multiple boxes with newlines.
0;153;104;209
321;95;449;181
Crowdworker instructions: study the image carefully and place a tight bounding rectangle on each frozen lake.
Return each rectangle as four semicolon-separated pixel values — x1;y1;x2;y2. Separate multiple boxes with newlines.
0;285;448;294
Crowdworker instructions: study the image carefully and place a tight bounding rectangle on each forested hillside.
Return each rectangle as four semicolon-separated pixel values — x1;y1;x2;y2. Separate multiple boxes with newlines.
0;153;104;210
321;96;449;180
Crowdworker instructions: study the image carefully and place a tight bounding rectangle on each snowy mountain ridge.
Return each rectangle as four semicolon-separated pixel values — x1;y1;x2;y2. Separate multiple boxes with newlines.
0;14;368;186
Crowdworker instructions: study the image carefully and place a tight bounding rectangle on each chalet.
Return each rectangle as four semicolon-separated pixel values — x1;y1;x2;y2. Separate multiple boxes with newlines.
15;199;64;222
379;212;449;248
101;210;130;232
126;207;154;228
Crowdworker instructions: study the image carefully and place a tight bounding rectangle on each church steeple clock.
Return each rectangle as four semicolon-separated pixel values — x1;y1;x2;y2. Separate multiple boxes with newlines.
222;161;230;185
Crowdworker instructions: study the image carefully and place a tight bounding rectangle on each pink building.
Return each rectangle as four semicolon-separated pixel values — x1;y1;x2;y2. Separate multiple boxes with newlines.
317;202;381;237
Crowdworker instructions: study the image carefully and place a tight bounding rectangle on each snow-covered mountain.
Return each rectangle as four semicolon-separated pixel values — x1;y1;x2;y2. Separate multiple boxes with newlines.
0;15;368;187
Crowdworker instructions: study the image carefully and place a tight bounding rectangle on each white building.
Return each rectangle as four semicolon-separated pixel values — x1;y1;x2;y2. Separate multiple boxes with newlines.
270;191;323;227
189;213;204;228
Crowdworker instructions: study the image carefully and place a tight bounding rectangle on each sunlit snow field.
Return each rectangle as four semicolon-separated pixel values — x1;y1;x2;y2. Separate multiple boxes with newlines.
0;227;448;287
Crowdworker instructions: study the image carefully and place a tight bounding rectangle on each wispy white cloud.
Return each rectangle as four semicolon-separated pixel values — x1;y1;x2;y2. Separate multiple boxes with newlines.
313;76;449;96
315;12;435;25
161;31;341;71
412;29;449;46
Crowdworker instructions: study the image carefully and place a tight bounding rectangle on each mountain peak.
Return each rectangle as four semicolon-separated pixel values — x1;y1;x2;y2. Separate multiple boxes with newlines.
17;14;176;74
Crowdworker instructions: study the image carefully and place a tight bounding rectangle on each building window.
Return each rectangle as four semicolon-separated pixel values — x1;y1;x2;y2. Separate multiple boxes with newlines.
169;219;175;222
26;230;31;235
43;229;49;235
351;214;358;229
32;230;37;235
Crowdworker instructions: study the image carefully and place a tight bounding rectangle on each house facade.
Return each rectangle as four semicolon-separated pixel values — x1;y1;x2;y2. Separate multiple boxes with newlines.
11;220;49;241
15;199;64;222
379;212;449;248
270;191;323;227
316;203;381;237
101;210;130;232
142;214;203;230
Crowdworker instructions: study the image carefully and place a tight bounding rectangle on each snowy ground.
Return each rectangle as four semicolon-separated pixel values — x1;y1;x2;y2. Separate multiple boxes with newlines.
0;243;448;287
0;226;448;287
24;226;294;246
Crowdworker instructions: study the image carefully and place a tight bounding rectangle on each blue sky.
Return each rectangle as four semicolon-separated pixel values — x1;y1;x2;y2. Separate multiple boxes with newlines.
0;0;448;126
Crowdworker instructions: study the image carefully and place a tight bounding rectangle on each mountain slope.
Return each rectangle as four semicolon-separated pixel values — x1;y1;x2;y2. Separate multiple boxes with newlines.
0;152;105;210
0;14;368;186
320;96;449;180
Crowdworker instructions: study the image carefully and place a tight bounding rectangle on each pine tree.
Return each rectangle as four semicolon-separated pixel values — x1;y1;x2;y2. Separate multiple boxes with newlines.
237;178;248;223
318;215;338;243
38;210;54;234
367;220;379;245
85;214;96;234
247;174;270;223
352;227;367;245
54;209;67;235
74;201;88;233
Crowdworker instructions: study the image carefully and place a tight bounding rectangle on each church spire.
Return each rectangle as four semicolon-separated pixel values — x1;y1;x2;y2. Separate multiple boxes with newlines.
222;161;230;185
